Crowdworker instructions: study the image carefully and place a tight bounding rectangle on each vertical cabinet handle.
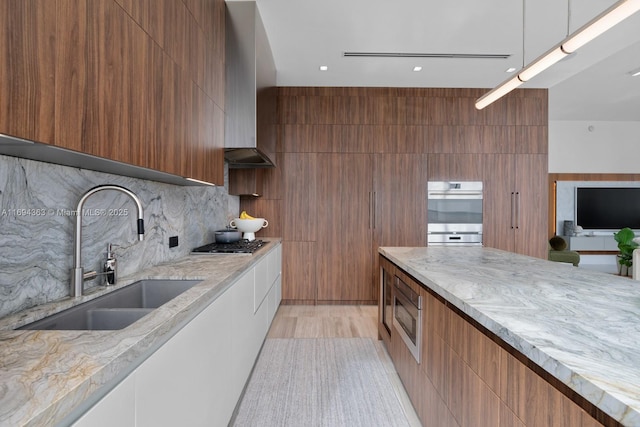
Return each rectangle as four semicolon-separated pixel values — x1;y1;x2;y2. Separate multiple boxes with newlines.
372;191;376;230
369;192;376;230
515;191;520;229
510;192;515;229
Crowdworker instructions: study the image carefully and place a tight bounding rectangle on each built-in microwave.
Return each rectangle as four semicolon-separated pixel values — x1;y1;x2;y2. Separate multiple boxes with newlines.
393;276;422;363
427;181;483;246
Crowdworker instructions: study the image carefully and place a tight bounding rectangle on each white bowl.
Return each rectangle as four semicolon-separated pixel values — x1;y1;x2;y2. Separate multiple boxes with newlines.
229;218;268;241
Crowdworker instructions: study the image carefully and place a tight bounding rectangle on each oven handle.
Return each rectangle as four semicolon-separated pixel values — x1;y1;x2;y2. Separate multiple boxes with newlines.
428;192;483;199
394;281;421;310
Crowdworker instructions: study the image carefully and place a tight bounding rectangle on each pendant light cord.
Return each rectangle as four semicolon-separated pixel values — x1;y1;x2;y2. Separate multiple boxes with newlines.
522;0;526;67
567;0;572;36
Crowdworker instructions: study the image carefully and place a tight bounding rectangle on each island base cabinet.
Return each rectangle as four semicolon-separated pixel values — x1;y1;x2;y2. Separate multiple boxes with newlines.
382;256;606;427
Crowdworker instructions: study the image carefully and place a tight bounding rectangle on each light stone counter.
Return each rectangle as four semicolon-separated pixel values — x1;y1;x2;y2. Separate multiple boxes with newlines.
0;239;281;427
379;246;640;426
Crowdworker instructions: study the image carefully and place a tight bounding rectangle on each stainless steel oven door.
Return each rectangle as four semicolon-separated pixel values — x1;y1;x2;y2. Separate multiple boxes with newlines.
428;181;483;245
393;278;422;363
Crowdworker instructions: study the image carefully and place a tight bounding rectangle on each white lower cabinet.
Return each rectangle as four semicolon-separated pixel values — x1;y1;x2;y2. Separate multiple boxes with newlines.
135;285;235;427
267;276;282;324
230;268;263;401
73;374;136;427
72;243;282;427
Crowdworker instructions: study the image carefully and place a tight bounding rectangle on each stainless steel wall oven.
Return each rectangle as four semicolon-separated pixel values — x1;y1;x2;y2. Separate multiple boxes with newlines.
428;181;483;246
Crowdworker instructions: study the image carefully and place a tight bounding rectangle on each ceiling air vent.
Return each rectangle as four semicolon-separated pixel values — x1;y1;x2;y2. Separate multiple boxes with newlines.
343;52;511;59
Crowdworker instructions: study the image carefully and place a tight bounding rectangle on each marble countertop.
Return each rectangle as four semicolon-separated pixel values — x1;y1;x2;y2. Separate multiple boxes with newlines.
379;246;640;426
0;239;281;427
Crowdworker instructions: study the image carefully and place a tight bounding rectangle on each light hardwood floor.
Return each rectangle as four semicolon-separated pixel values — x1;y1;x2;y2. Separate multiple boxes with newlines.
266;305;422;427
267;304;378;339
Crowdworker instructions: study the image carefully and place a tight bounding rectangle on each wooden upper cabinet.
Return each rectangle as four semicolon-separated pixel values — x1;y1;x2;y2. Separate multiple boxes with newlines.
516;126;548;154
84;0;148;165
428;154;483;181
55;0;86;152
0;0;56;145
2;0;225;184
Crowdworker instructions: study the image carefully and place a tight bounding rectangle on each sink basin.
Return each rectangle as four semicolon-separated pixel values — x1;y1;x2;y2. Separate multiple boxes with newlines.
18;279;201;331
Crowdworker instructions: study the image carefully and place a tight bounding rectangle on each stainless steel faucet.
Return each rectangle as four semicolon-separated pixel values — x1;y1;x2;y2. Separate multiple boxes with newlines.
70;185;145;297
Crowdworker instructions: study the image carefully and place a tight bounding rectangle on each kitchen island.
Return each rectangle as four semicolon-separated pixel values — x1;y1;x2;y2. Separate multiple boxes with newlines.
0;239;281;427
379;246;639;427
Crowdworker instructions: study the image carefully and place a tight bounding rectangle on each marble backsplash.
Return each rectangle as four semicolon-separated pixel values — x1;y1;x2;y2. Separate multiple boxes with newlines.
0;154;239;319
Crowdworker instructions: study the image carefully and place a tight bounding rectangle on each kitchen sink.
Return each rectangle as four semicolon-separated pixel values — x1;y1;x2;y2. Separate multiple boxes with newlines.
18;279;201;331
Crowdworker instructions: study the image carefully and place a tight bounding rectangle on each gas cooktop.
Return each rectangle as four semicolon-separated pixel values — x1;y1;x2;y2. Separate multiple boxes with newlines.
191;240;265;254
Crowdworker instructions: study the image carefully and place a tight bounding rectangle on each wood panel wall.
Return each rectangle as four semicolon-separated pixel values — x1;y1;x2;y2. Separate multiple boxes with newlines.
1;0;225;184
240;87;548;304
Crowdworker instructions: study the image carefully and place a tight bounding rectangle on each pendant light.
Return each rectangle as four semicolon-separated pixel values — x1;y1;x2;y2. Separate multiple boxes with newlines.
475;0;640;110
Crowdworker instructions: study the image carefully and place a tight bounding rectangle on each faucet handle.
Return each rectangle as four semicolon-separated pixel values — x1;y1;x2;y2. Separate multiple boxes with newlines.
104;243;117;285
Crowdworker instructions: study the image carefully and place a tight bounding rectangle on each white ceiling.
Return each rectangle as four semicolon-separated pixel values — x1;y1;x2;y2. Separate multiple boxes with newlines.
243;0;640;121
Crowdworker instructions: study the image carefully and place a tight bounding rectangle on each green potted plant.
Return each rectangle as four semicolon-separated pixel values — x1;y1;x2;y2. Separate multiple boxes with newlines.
613;227;638;276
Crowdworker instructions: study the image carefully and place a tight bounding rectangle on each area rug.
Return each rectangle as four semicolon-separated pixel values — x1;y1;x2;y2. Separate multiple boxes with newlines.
232;338;411;427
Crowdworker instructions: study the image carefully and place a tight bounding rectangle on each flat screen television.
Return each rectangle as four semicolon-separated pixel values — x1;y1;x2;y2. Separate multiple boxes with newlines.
575;187;640;230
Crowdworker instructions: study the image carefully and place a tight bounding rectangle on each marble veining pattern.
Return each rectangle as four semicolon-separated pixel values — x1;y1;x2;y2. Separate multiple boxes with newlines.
379;246;640;426
0;239;281;426
0;154;239;319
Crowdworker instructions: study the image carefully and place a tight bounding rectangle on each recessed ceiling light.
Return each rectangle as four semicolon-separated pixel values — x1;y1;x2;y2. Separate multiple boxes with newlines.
413;66;422;72
319;65;328;71
629;67;640;77
505;67;517;73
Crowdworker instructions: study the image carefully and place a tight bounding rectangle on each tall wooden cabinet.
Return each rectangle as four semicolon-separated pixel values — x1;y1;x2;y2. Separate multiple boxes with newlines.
317;154;374;302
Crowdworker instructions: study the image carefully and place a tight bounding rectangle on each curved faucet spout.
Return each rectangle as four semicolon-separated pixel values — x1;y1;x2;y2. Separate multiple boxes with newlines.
70;185;145;297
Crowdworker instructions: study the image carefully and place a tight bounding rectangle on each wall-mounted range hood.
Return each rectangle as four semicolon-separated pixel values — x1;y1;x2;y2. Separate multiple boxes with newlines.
225;1;277;168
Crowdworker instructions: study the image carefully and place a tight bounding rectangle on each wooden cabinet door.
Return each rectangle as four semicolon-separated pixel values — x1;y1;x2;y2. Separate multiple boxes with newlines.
514;154;548;259
427;153;483;182
316;153;374;302
84;0;149;166
482;154;548;258
0;0;56;145
482;154;516;253
136;287;235;427
374;154;429;247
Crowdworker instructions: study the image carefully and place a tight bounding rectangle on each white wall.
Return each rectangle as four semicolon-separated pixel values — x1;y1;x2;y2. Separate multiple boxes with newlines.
549;120;640;173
